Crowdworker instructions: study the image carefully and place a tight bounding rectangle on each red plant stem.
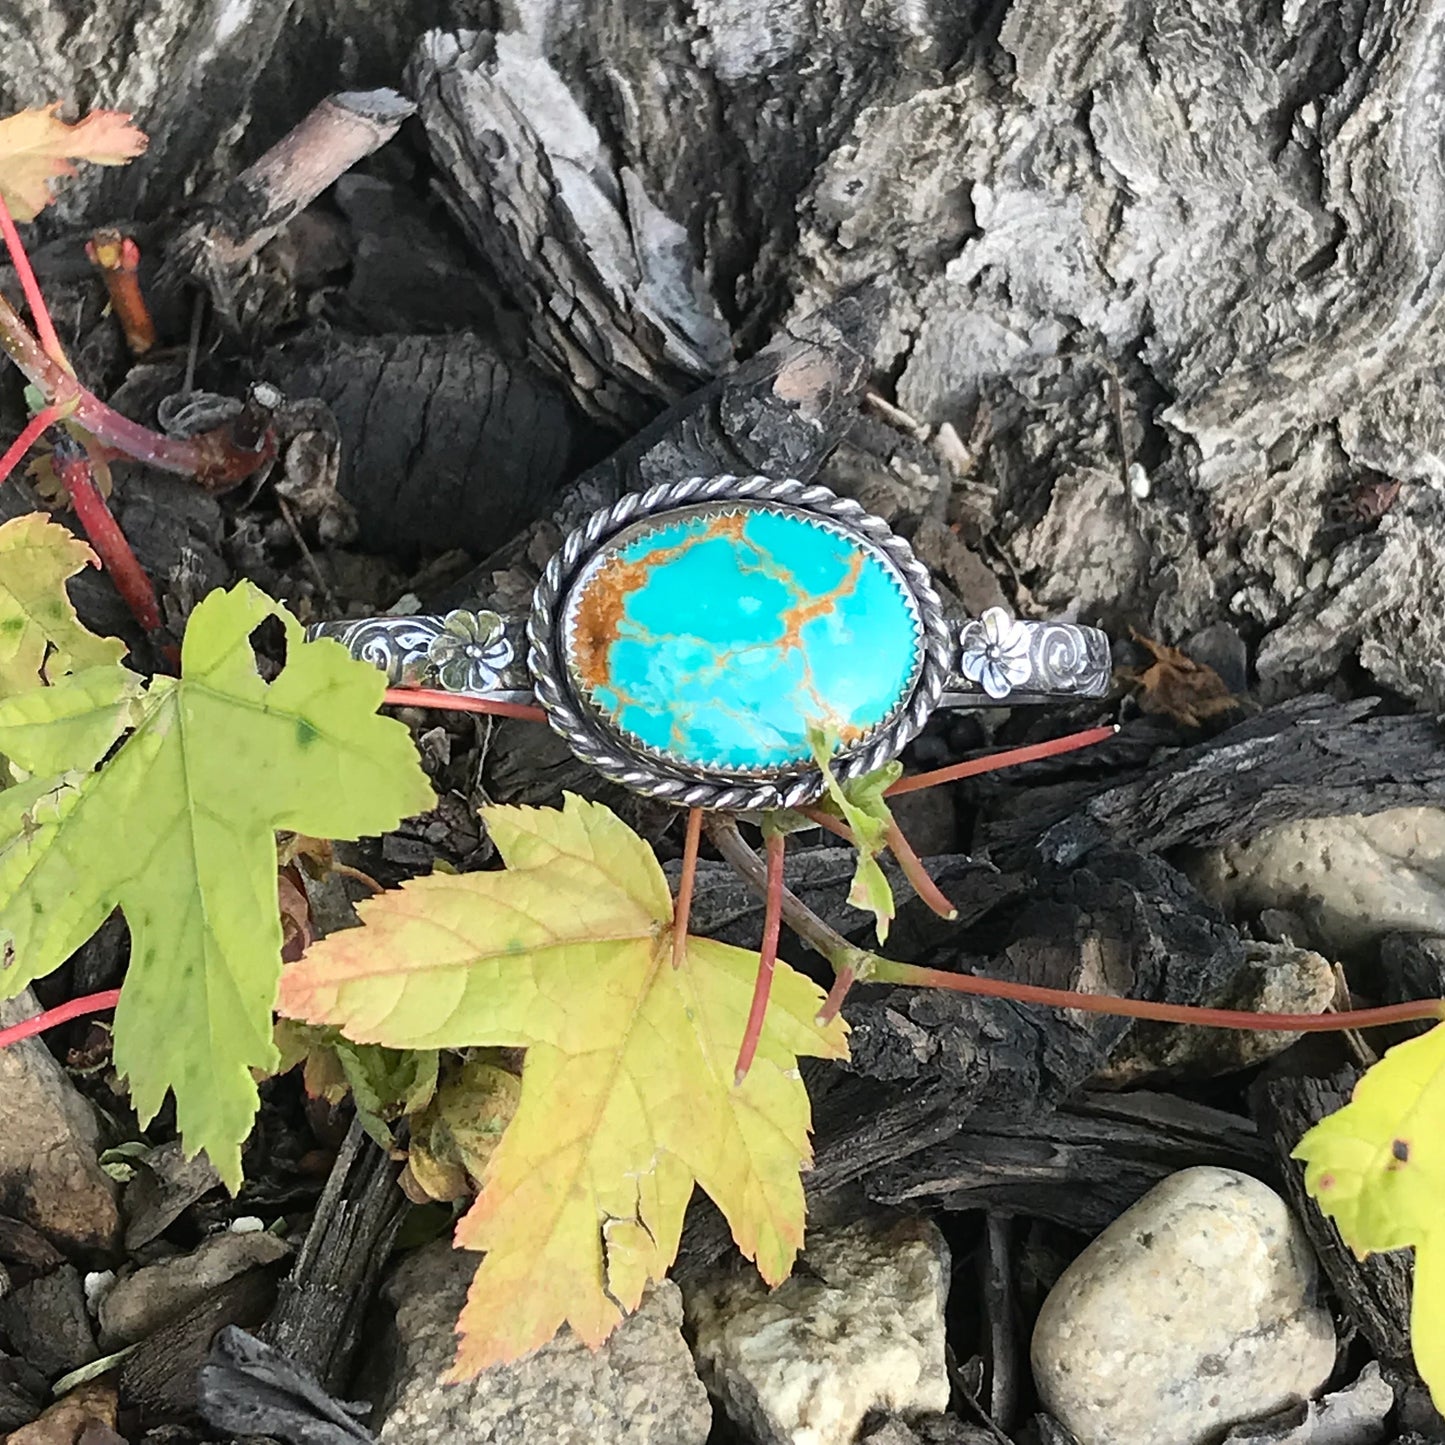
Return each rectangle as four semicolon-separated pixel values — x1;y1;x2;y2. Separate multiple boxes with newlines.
799;805;956;920
672;807;703;969
735;831;787;1084
886;725;1118;795
870;958;1445;1032
883;817;957;920
381;688;548;722
801;807;852;843
54;443;161;632
86;230;157;356
0;290;271;487
0;988;121;1049
0;192;69;372
0;402;63;483
818;965;856;1024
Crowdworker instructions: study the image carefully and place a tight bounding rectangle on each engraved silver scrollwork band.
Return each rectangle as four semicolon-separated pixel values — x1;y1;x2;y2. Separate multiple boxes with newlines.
308;610;533;700
306;608;1112;709
304;475;1111;809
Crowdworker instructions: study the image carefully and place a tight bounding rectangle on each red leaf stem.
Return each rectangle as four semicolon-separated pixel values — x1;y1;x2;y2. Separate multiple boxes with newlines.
883;816;957;920
799;804;956;920
0;988;121;1049
817;965;856;1024
0;402;63;483
0;192;69;371
0;287;273;489
54;440;161;632
886;724;1118;795
672;806;703;969
735;830;786;1085
870;958;1445;1032
381;688;548;722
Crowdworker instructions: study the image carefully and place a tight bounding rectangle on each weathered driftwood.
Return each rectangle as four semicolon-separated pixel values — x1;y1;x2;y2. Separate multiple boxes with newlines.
981;1213;1022;1432
120;1267;279;1420
7;1;1445;712
544;290;884;529
269;332;587;556
432;288;882;609
261;1119;406;1394
1379;932;1445;1009
981;696;1445;869
163;89;416;336
199;1326;375;1445
408;28;732;433
0;0;438;228
675;847;1010;953
677;845;1263;1275
522;0;1445;711
868;1091;1267;1236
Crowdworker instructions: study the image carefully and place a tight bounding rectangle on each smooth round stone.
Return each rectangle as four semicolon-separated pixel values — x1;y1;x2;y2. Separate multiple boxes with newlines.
565;506;920;771
1031;1167;1336;1445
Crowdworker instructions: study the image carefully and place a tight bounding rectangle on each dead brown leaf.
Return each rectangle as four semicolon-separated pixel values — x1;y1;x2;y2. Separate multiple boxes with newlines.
1123;629;1242;727
0;106;147;221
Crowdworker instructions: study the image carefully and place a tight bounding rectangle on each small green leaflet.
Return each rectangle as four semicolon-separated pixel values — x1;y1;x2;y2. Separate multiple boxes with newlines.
274;1017;440;1149
0;582;434;1186
806;724;902;941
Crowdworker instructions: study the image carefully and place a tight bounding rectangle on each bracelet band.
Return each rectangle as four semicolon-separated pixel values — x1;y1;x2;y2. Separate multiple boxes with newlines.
307;608;1111;708
307;476;1112;809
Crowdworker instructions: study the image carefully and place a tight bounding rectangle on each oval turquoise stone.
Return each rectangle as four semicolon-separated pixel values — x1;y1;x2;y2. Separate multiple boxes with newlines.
565;506;921;771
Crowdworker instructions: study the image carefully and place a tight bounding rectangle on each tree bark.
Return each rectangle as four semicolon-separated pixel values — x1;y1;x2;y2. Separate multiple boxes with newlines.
11;1;1445;719
406;0;1445;709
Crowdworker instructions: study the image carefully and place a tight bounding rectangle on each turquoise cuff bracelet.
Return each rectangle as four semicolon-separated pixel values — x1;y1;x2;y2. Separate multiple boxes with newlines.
307;475;1112;810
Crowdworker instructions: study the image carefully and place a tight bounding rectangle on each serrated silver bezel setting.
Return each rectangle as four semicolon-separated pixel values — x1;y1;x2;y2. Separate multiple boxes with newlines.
527;474;952;811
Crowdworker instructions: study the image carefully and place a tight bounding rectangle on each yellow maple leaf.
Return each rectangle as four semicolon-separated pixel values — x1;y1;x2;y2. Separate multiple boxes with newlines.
0;104;147;221
1294;1022;1445;1407
0;512;124;695
278;794;848;1376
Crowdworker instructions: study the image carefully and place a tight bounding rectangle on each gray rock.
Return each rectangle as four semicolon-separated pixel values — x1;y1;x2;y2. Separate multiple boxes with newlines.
684;1215;950;1445
377;1240;710;1445
860;1425;925;1445
0;1265;99;1380
1184;807;1445;957
861;1420;995;1445
1220;1361;1393;1444
1094;941;1335;1087
0;992;120;1256
1031;1167;1336;1445
121;1139;222;1252
98;1230;292;1348
0;1351;47;1432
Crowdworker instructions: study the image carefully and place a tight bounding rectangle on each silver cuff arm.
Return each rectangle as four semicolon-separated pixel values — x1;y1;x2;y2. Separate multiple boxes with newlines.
306;606;1110;708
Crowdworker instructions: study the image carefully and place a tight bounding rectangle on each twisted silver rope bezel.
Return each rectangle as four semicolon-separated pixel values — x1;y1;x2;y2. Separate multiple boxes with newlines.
527;474;952;810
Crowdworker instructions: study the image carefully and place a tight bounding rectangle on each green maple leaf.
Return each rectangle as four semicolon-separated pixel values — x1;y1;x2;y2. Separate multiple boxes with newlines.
0;512;125;694
278;793;848;1376
1294;1021;1445;1407
0;582;435;1186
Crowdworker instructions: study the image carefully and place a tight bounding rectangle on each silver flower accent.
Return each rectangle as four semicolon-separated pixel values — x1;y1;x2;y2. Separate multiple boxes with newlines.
959;607;1032;699
426;609;514;694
